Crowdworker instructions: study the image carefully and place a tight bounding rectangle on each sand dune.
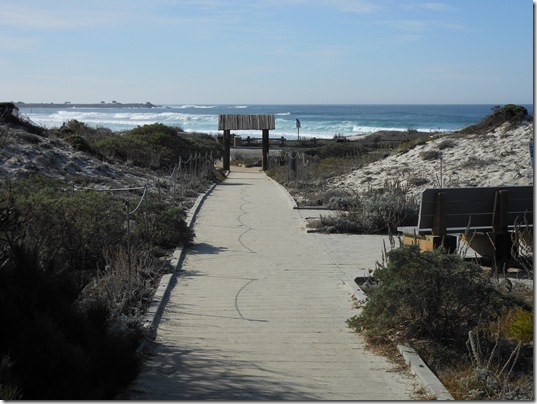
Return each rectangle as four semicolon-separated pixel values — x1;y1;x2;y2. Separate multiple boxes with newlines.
327;121;534;198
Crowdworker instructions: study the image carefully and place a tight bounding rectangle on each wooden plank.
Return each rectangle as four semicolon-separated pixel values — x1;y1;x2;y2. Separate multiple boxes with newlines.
420;211;532;229
420;186;532;213
432;192;446;235
420;202;532;224
218;114;275;130
401;234;456;252
421;186;532;202
418;186;533;227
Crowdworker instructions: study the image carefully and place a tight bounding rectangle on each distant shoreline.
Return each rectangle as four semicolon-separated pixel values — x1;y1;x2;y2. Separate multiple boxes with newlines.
15;102;156;109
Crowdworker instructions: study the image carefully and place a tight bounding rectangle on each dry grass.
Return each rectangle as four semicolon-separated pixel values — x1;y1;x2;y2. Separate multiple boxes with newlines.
438;357;534;400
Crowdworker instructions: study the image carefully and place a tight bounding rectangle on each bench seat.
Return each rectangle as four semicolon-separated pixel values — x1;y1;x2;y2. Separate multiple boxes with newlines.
397;186;533;260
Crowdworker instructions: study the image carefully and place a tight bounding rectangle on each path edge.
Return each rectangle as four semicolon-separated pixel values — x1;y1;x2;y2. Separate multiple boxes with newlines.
264;172;453;400
138;181;218;352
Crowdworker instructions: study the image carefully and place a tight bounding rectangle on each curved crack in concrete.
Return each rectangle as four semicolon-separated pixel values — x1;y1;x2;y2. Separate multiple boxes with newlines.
238;191;255;253
234;279;266;322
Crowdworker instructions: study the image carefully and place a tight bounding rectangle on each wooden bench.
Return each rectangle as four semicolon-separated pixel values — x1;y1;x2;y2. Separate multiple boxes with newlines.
397;186;533;265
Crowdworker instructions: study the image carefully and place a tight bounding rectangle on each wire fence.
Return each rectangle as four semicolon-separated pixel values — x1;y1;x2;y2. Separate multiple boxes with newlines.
268;151;364;206
72;152;218;275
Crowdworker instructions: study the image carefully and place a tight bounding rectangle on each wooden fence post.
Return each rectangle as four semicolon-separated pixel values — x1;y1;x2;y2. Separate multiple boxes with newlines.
262;129;269;171
223;130;231;171
493;190;510;275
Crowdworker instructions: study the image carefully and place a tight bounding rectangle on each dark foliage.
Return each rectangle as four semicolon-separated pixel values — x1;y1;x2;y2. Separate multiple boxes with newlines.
0;244;143;399
347;245;528;346
319;182;418;234
0;102;46;136
4;176;125;275
94;123;223;170
131;199;195;249
458;104;530;135
0;175;196;398
305;142;366;159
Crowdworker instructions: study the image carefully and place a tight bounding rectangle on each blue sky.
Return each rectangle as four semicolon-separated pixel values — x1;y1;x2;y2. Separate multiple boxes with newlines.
1;0;533;104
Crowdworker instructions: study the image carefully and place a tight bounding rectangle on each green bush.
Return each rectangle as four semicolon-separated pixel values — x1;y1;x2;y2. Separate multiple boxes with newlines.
94;123;223;170
131;200;195;248
63;134;93;153
397;138;427;152
0;102;46;136
420;149;441;161
506;308;533;343
0;176;167;398
459;104;530;135
306;142;366;159
319;181;418;234
49;120;112;157
0;245;143;399
4;177;125;275
96;134;154;166
437;139;455;150
347;245;524;345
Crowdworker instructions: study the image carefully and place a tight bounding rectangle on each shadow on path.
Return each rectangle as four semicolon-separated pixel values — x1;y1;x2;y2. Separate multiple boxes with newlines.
127;342;316;400
188;242;228;255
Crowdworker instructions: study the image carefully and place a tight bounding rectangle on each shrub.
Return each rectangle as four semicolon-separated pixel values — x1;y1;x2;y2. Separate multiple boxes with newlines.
397;138;427;153
306;142;366;159
0;243;143;399
4;177;125;275
0;102;46;136
131;200;195;249
460;157;489;169
63;134;93;153
94;123;223;170
0;176;170;398
408;176;429;186
420;149;441;160
347;245;525;345
506;308;533;343
437;139;455;150
96;133;155;167
319;180;418;234
50;120;112;157
459;104;530;135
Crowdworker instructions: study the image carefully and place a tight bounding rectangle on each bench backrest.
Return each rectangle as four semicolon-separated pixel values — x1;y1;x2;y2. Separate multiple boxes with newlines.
417;186;533;234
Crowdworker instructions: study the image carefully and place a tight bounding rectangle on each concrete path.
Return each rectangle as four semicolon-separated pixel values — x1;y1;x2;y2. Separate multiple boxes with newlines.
127;168;420;400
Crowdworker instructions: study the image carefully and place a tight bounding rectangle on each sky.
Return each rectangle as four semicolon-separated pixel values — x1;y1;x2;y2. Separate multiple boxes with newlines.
0;0;533;105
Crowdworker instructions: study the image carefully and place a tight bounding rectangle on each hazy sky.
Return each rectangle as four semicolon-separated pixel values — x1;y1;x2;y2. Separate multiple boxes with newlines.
1;0;533;104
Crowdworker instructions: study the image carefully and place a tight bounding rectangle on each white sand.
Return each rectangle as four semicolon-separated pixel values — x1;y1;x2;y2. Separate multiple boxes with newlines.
327;121;534;198
1;120;533;198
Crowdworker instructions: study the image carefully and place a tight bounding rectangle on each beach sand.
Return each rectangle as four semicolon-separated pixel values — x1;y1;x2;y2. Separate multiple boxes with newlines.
326;121;534;199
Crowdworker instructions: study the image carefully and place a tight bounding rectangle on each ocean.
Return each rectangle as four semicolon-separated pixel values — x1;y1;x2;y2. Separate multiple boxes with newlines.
18;104;534;140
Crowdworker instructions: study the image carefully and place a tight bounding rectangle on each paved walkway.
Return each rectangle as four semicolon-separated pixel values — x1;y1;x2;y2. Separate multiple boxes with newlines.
127;168;419;400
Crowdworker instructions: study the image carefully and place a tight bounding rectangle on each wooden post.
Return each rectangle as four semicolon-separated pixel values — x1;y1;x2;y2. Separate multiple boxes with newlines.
430;191;456;252
223;129;231;171
493;190;510;274
432;192;447;236
493;190;508;233
126;201;132;278
289;151;297;178
262;129;269;171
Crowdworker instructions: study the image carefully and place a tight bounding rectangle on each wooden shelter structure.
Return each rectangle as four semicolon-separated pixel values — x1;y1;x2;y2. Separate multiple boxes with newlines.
218;114;275;171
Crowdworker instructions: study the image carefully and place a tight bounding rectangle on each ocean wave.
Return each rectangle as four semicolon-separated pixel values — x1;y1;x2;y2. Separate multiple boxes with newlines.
352;125;453;134
21;104;490;138
175;104;217;109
